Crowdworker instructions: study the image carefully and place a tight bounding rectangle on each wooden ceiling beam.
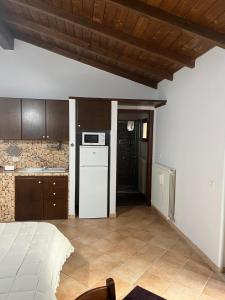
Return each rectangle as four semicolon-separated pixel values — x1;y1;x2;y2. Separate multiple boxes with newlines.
2;14;172;81
7;0;194;67
2;13;167;84
12;31;158;88
0;19;14;49
110;0;225;48
7;15;173;80
1;13;172;81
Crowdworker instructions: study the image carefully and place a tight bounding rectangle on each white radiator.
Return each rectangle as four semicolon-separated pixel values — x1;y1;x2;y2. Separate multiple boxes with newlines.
152;163;176;221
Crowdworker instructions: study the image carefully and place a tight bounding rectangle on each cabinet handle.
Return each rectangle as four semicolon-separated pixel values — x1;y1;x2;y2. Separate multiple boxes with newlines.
53;192;56;195
53;203;56;207
42;135;45;139
78;124;81;127
38;181;42;184
53;182;56;185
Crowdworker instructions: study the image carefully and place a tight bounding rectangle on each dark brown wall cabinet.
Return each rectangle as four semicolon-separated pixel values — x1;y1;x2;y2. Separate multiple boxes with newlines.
77;99;111;130
46;100;69;141
0;98;69;141
22;99;69;141
15;176;68;221
22;99;46;140
0;98;21;139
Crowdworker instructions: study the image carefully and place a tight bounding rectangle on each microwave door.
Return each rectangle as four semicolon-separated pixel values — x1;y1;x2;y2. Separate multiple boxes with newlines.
84;134;99;144
82;132;105;145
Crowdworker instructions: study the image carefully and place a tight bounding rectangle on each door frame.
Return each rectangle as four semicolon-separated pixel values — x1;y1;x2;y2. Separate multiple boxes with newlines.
117;109;154;206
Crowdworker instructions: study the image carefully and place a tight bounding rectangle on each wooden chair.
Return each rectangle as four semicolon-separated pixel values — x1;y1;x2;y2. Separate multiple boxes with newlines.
75;278;116;300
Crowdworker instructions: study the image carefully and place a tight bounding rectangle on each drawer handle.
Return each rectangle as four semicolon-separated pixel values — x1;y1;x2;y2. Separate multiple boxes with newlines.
53;192;56;195
53;203;56;207
53;182;56;185
38;181;42;184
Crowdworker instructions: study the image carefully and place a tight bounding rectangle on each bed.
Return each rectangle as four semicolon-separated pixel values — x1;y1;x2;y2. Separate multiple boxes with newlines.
0;222;74;300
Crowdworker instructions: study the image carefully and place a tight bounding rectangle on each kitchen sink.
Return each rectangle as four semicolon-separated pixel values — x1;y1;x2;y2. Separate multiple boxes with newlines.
17;167;67;173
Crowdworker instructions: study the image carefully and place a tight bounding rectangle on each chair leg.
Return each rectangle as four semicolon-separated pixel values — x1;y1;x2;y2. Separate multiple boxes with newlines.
106;278;116;300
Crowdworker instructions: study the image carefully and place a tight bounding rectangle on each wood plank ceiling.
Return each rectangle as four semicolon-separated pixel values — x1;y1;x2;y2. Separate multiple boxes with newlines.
0;0;225;89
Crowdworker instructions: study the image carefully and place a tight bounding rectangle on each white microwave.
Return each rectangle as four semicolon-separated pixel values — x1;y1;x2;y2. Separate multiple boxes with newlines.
82;132;106;146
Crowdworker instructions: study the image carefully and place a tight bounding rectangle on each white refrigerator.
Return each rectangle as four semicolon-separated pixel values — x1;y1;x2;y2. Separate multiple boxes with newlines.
79;146;108;218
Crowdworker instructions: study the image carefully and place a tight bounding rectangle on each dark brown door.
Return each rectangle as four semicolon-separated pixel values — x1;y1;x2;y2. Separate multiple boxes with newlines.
22;99;46;140
15;176;44;221
0;98;21;139
117;121;139;190
77;99;111;130
46;100;69;141
44;176;68;219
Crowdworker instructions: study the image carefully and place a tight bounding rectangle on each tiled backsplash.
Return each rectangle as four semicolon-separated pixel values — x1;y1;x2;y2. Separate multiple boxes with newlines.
0;140;69;168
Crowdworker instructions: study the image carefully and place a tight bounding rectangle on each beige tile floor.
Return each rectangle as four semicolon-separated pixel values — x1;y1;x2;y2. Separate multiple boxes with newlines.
51;206;225;300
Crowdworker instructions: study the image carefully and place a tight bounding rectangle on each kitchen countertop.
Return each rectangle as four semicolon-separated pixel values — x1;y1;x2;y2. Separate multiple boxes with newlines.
0;168;69;175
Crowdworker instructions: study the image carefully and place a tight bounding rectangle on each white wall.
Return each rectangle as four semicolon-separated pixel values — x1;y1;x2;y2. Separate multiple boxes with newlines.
156;47;225;268
69;99;76;216
110;101;118;217
0;40;158;100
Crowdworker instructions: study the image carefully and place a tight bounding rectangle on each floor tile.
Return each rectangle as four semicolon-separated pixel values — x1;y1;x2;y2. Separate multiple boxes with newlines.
163;282;199;300
174;268;211;294
203;274;225;300
56;277;87;300
136;272;171;297
55;206;225;300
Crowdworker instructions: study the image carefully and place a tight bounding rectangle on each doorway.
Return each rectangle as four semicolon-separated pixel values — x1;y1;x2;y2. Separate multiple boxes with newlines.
116;109;154;207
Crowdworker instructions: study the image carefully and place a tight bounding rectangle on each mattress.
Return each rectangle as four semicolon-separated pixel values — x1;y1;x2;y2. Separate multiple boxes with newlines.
0;222;74;300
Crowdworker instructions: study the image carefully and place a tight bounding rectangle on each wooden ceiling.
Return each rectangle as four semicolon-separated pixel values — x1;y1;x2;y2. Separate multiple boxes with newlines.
0;0;225;89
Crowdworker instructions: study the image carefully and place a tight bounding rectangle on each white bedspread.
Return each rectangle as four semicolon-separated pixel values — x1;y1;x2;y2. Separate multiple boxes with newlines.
0;222;74;300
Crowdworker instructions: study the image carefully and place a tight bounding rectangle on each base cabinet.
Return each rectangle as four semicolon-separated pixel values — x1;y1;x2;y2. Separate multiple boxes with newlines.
15;176;68;221
44;177;68;220
15;177;44;221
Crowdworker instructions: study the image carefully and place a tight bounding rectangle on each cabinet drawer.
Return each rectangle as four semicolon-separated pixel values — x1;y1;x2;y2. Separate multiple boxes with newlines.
46;189;67;199
45;198;67;220
44;177;68;187
44;177;68;197
43;176;68;219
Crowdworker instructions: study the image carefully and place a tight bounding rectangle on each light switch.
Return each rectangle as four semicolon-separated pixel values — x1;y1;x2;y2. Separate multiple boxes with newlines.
209;180;215;189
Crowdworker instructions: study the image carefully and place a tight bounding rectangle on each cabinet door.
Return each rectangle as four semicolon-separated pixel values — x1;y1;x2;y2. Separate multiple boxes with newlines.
22;99;46;140
46;100;69;141
44;176;68;219
15;177;44;221
0;98;21;139
77;99;111;130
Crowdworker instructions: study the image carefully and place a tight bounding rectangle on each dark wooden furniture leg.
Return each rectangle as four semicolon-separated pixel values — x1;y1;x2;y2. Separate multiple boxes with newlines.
75;278;116;300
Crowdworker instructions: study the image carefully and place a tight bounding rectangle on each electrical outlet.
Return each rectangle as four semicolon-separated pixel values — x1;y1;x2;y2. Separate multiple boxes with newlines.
12;156;19;162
